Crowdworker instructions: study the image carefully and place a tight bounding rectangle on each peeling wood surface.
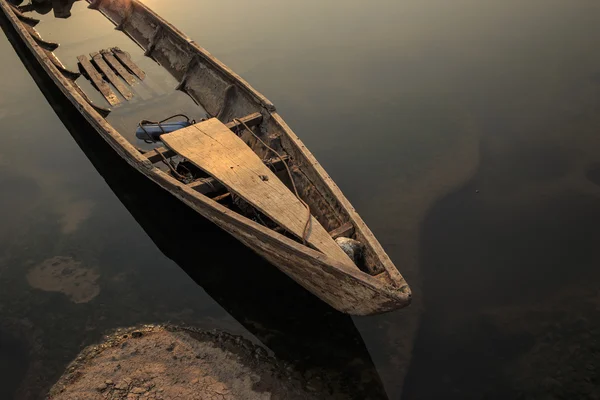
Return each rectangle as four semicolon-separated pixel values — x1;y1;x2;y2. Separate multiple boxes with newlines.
90;51;133;100
77;54;120;106
144;25;162;56
161;118;355;266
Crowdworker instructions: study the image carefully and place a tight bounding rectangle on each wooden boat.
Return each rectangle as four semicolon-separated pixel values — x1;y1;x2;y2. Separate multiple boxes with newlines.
0;0;411;315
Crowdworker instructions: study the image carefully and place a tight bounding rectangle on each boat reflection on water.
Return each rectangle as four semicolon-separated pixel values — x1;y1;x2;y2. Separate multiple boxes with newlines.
0;10;388;400
9;0;79;19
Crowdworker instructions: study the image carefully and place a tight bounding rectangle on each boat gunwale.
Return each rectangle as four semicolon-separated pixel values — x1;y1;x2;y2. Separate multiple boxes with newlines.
88;0;275;112
0;0;411;314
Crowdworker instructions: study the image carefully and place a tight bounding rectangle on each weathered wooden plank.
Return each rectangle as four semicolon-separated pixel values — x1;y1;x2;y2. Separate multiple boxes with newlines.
77;55;120;106
211;192;231;202
111;47;145;80
187;177;220;194
161;118;354;265
90;51;133;100
328;222;355;239
186;155;289;194
145;146;176;163
225;113;263;132
142;113;264;163
100;49;136;85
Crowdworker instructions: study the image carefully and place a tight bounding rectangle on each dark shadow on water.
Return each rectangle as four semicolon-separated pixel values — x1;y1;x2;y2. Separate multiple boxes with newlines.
0;11;387;399
0;330;29;400
402;154;600;398
585;163;600;188
9;0;79;19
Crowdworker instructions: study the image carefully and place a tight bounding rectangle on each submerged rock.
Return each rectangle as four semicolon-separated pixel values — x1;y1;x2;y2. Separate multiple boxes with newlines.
47;325;336;400
26;256;100;303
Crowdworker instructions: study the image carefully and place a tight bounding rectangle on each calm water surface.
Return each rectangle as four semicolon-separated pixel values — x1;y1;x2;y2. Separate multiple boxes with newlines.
1;0;600;399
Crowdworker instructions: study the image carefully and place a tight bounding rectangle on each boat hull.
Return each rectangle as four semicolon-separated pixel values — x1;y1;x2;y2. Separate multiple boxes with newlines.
0;0;411;315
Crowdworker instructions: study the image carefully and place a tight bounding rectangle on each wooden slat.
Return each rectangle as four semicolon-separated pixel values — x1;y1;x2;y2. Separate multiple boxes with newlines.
100;49;136;85
187;177;220;194
211;192;231;202
77;55;120;106
145;147;176;163
225;112;263;132
111;47;145;80
329;222;355;239
90;52;133;100
161;118;354;265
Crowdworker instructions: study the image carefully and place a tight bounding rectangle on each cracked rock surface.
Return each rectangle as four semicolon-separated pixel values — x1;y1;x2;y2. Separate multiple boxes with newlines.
48;325;331;400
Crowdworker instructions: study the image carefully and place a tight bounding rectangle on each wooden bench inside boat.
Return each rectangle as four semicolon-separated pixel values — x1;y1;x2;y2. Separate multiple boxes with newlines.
160;118;354;265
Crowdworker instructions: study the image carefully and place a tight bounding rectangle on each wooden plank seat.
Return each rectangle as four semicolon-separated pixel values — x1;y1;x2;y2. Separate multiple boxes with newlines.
142;112;264;163
187;155;289;194
160;118;355;265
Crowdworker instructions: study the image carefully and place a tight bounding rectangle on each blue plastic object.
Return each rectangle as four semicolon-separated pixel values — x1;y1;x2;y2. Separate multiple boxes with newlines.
136;121;192;141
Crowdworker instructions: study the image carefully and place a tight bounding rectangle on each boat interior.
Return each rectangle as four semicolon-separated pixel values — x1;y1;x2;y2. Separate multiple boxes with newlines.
6;0;398;280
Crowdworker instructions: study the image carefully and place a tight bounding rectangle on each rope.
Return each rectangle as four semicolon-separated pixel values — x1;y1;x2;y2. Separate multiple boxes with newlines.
138;114;193;144
138;114;195;182
153;148;188;182
233;118;312;244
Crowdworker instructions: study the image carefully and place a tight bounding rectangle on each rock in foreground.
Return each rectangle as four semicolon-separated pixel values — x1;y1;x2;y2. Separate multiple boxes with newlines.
48;325;329;400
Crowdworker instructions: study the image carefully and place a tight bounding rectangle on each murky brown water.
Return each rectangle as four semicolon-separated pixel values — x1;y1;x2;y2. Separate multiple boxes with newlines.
1;0;600;399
